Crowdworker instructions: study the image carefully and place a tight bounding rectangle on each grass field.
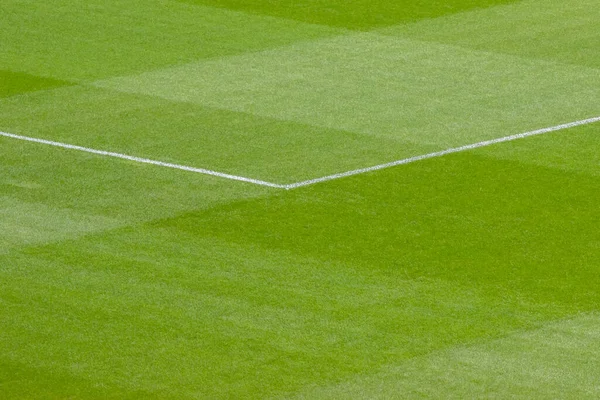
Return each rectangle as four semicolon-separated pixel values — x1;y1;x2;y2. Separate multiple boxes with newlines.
1;0;599;398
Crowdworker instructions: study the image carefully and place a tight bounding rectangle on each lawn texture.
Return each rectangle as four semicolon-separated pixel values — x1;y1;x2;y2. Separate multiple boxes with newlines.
1;0;599;398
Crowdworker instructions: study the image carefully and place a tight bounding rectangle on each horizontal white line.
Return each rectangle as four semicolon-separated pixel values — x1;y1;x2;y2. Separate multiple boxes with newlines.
0;131;286;189
283;116;600;189
2;115;598;191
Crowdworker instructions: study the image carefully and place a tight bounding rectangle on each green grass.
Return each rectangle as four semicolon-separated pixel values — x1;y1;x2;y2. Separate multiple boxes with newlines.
179;0;519;29
0;70;72;98
294;314;600;398
1;0;599;398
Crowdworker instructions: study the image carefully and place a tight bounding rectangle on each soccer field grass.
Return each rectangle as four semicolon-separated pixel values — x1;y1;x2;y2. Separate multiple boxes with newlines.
1;0;599;398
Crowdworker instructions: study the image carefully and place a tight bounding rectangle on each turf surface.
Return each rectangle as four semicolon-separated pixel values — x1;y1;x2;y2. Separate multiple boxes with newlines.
1;0;599;398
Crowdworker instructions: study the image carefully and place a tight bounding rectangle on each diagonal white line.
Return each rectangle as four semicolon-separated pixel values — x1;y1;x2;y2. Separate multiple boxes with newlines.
0;131;286;189
282;116;600;189
2;115;599;191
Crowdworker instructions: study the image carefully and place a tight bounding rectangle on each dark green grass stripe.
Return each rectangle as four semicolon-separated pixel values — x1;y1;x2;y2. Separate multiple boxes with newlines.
0;360;167;400
154;151;599;309
0;70;73;98
178;0;520;30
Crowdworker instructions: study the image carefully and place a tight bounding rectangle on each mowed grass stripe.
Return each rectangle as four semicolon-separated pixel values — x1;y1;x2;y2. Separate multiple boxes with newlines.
0;0;344;81
160;150;599;310
1;0;599;398
0;85;426;183
3;0;598;182
2;115;598;188
179;0;519;29
381;0;600;69
93;30;600;153
0;234;556;399
2;129;598;398
0;196;122;253
0;70;73;98
0;131;285;188
484;122;600;177
285;116;600;188
7;28;592;182
0;138;271;237
291;313;600;399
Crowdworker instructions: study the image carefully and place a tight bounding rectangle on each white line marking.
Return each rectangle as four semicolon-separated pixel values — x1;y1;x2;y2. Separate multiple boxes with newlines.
2;115;599;190
0;131;286;189
282;116;600;189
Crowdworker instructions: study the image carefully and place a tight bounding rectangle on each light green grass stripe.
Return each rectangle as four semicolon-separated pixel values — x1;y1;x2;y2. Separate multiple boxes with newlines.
289;313;600;399
380;0;600;69
92;32;600;147
0;197;121;253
